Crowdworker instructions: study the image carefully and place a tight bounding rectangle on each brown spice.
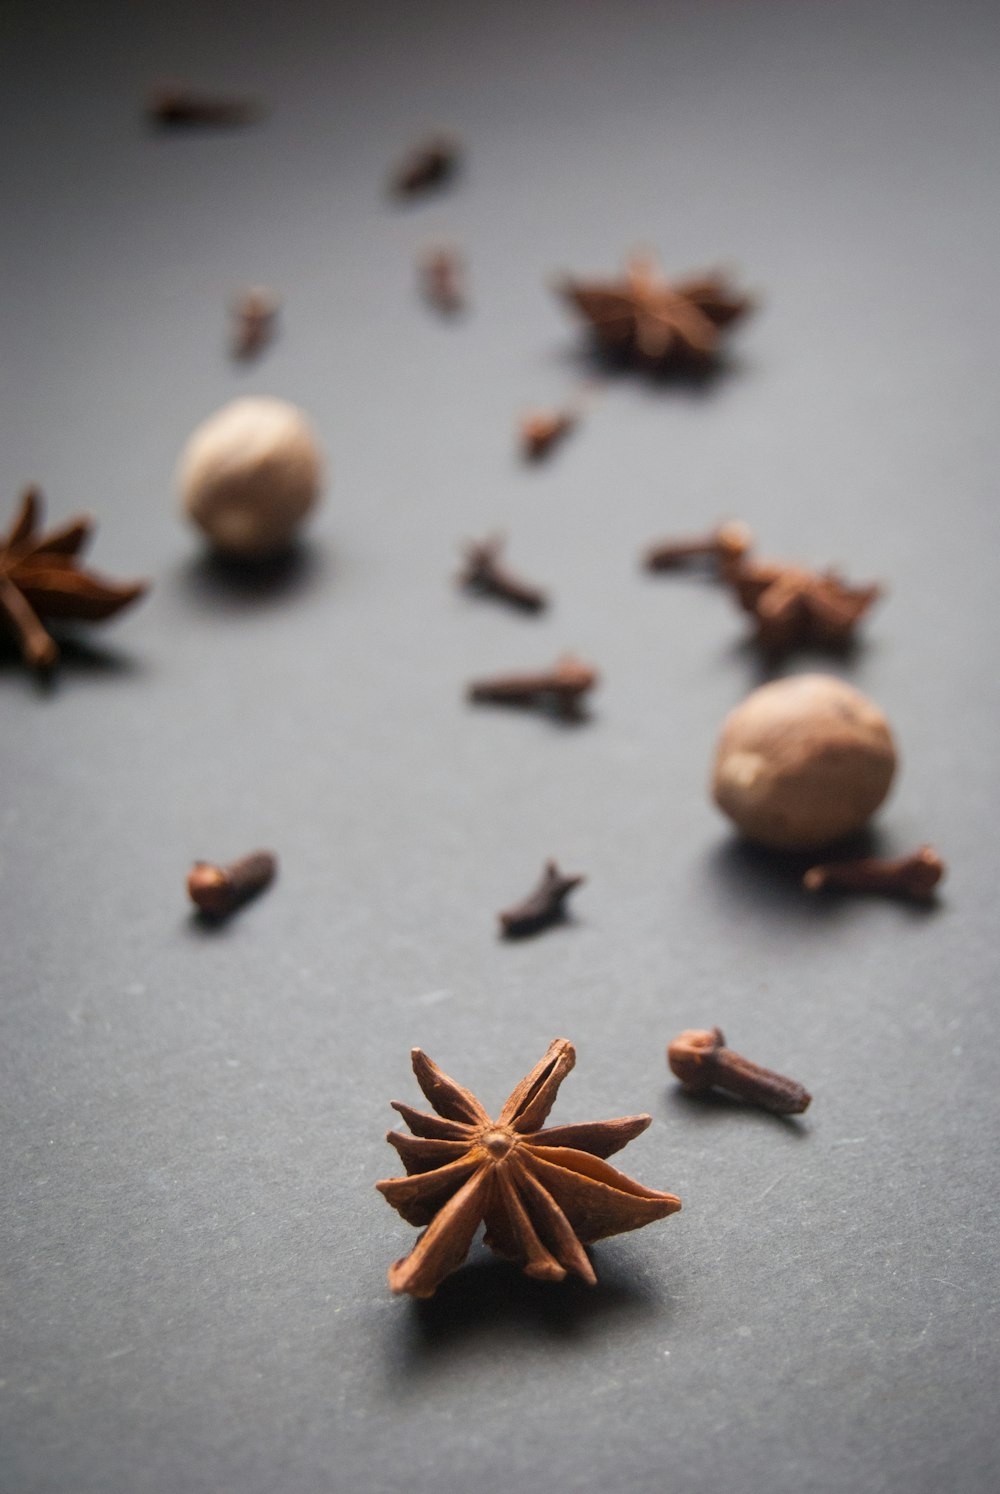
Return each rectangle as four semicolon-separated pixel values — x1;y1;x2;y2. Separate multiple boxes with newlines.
499;861;584;937
712;675;897;850
421;245;465;314
467;653;597;720
668;1028;811;1115
804;846;944;901
644;521;754;573
376;1038;681;1298
520;408;577;461
458;535;548;612
0;487;147;673
187;850;277;919
147;84;261;128
725;556;881;654
390;134;461;196
177;396;324;559
232;287;279;361
558;255;753;369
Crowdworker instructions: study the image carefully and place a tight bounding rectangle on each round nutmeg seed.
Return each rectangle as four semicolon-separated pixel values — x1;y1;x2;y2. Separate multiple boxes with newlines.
711;674;897;850
177;396;324;558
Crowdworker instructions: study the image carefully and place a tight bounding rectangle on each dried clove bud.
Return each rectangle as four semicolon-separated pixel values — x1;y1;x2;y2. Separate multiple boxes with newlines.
499;860;584;937
712;675;897;850
668;1028;811;1115
458;535;548;612
467;654;597;720
520;408;577;462
147;84;261;128
804;846;945;901
421;245;465;314
725;556;881;654
231;287;279;361
390;133;461;196
644;520;753;573
187;850;277;918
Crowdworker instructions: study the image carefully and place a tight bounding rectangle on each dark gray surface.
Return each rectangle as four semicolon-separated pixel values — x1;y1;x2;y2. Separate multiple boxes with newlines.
2;2;999;1491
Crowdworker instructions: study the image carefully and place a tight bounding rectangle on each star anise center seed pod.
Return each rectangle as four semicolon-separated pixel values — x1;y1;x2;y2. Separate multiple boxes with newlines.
0;487;147;673
559;254;753;369
376;1038;681;1298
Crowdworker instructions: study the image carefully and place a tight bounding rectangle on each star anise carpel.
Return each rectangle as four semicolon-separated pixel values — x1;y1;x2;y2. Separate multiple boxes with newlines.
376;1038;681;1299
0;487;147;673
724;555;881;653
558;255;753;370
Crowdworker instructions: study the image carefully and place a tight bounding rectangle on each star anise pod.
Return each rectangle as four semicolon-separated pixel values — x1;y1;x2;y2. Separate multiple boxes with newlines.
725;556;881;653
0;487;147;672
558;254;753;368
376;1038;681;1298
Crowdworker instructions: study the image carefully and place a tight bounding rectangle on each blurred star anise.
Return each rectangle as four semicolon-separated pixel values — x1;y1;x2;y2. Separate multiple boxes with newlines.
376;1038;681;1298
559;255;753;368
725;556;881;654
0;487;147;672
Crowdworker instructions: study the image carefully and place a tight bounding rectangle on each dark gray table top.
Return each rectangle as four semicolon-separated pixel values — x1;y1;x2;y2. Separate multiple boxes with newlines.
2;2;998;1491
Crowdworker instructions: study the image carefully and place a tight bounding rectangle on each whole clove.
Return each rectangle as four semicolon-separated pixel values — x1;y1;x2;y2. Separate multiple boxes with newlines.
645;520;753;573
421;245;465;314
187;850;277;919
520;408;577;462
804;845;945;901
458;535;548;612
232;287;279;361
147;84;261;128
467;654;597;719
668;1028;811;1115
390;134;460;196
499;860;584;937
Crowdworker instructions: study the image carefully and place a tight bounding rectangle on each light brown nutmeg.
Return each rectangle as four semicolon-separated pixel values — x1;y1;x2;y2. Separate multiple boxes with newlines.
177;396;324;558
711;674;897;850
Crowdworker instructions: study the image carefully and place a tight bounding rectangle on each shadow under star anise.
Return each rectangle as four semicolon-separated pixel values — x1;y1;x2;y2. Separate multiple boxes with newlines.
387;1248;668;1380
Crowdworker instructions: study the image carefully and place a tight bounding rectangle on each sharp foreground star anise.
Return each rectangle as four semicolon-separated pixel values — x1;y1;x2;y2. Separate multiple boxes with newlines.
376;1038;681;1298
725;556;881;653
0;487;147;672
559;255;752;368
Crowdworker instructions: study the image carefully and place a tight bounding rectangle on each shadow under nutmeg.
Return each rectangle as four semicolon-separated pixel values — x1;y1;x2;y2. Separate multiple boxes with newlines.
704;830;944;920
703;829;882;919
175;538;326;612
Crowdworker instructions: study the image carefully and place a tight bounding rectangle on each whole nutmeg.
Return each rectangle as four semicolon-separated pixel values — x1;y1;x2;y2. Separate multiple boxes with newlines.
177;396;324;558
711;674;896;849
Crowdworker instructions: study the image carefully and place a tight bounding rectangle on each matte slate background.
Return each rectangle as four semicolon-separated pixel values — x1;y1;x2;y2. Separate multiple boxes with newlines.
2;2;998;1491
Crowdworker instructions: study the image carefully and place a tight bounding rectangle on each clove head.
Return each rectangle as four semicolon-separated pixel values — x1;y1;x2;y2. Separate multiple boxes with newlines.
186;863;232;918
712;674;897;850
666;1028;725;1092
